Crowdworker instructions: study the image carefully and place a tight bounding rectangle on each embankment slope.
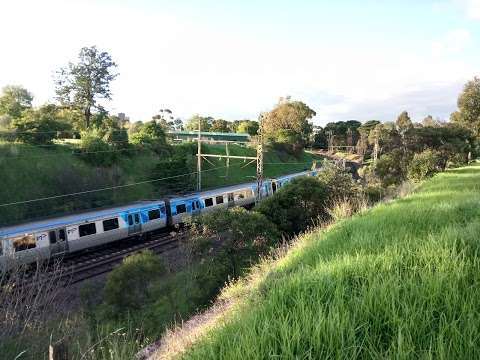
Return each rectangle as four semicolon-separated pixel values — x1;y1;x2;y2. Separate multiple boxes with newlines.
176;162;480;359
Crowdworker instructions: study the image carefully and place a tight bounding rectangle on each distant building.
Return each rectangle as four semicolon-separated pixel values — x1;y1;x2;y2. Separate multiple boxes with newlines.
167;131;250;143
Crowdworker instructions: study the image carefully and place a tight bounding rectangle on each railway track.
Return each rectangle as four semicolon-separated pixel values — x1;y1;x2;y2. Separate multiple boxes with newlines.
14;231;184;291
65;232;182;285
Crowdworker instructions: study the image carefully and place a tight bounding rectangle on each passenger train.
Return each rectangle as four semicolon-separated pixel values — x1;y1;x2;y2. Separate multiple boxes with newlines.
0;169;319;270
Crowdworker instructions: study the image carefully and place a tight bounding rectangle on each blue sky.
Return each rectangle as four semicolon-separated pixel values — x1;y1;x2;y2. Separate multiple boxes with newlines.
0;0;478;125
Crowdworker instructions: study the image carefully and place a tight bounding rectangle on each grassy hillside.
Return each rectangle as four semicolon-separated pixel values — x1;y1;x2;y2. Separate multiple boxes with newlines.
0;141;320;226
180;162;480;359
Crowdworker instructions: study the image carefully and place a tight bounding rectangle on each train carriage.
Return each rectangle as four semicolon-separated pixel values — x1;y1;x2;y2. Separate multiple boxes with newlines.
0;169;319;271
0;201;168;270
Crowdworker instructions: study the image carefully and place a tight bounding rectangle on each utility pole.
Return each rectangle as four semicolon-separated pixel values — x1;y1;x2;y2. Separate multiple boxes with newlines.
197;118;202;191
326;130;334;153
255;113;264;204
373;127;379;166
225;141;229;178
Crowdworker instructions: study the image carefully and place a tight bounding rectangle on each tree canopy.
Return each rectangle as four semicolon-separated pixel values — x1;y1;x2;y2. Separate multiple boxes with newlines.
0;85;33;128
236;120;259;136
55;46;118;129
452;77;480;137
263;97;315;152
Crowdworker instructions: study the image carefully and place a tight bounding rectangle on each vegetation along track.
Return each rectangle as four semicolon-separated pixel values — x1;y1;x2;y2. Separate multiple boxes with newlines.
65;232;182;284
20;231;183;289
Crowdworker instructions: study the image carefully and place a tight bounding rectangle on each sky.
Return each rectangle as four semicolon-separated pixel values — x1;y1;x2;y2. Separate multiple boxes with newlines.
0;0;479;125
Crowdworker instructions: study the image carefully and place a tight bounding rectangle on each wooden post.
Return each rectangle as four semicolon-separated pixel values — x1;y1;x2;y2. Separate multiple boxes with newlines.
49;340;68;360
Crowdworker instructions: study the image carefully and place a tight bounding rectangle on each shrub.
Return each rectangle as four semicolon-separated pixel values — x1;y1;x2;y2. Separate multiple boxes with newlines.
12;104;70;145
374;148;411;187
79;130;116;166
317;160;360;204
104;251;166;316
153;155;194;194
407;149;442;182
256;177;329;235
130;120;170;155
189;207;280;277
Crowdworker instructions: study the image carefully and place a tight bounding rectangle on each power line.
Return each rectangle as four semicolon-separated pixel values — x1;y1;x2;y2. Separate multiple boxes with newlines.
0;164;234;208
0;139;130;149
0;129;129;135
0;146;150;160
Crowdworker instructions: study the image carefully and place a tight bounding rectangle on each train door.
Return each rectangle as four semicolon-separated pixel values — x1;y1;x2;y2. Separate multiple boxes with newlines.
227;192;234;207
272;181;277;194
191;200;201;216
128;212;142;235
49;228;68;256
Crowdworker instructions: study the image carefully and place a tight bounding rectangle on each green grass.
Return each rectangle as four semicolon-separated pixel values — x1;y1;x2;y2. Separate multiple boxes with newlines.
183;162;480;359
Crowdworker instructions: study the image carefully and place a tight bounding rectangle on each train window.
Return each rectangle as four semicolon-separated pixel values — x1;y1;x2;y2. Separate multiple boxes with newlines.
103;218;119;231
148;209;160;220
49;231;57;244
216;196;224;204
0;241;3;256
134;213;140;224
59;229;66;242
192;201;196;211
79;223;97;237
228;193;234;202
176;204;186;214
204;198;213;207
13;234;36;252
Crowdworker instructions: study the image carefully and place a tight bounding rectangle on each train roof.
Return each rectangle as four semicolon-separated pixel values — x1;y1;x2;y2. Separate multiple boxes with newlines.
0;200;165;238
168;180;259;201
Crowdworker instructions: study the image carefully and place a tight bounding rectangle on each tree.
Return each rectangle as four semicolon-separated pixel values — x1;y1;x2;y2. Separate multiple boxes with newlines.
55;46;118;129
189;207;279;277
374;149;411;187
184;115;213;132
256;177;328;235
454;77;480;137
12;104;70;145
130;120;169;155
395;111;413;137
0;85;33;128
263;97;315;152
422;115;440;127
236;120;259;136
407;150;442;182
210;119;230;133
104;251;166;315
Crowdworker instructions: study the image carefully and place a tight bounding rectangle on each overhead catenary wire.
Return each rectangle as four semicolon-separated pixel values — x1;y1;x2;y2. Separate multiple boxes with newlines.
0;164;240;208
0;159;319;209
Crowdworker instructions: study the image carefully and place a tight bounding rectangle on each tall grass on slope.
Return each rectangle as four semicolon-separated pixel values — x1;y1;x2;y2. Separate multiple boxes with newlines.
184;163;480;359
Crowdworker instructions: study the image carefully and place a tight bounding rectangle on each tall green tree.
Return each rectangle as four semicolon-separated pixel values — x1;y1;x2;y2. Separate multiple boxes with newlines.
395;111;413;137
263;96;315;151
210;119;230;133
236;120;259;136
0;85;33;128
184;115;213;132
55;46;118;129
453;77;480;137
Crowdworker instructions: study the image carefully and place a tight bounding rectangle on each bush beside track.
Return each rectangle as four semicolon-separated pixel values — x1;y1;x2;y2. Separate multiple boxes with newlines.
178;162;480;359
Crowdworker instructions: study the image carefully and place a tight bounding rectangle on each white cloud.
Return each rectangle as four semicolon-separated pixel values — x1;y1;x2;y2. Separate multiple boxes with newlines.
432;29;472;54
455;0;480;19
